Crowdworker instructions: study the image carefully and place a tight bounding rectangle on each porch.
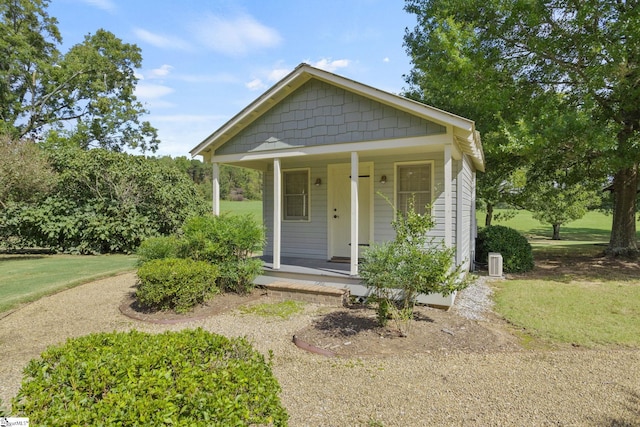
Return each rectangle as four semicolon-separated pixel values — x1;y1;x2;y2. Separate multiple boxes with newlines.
255;255;368;298
253;255;456;307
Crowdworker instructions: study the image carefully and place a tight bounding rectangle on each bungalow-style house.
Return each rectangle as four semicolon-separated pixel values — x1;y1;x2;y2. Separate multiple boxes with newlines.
191;63;484;307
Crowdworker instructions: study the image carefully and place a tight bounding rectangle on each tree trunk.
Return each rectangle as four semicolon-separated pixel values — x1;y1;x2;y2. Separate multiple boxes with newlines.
552;224;561;240
485;203;493;227
607;163;639;256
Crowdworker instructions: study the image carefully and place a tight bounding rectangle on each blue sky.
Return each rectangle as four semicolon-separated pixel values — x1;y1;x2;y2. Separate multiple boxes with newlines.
48;0;418;158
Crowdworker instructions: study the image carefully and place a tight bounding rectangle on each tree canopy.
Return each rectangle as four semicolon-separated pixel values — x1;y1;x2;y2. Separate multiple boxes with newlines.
0;0;158;152
404;0;639;254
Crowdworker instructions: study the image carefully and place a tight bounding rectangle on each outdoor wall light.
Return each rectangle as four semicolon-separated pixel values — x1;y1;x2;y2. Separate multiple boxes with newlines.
379;175;387;184
315;178;322;186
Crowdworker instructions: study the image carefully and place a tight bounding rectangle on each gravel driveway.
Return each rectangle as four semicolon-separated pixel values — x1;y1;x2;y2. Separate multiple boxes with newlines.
0;273;639;426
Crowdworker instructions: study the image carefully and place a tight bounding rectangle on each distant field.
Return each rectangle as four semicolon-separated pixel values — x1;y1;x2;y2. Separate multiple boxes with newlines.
219;200;263;223
475;209;637;255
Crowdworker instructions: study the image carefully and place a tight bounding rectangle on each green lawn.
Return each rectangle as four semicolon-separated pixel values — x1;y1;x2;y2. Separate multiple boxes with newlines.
480;209;640;348
492;278;640;348
219;200;263;223
0;254;137;314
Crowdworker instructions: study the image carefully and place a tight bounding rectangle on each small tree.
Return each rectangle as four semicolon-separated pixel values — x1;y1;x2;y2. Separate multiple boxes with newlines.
359;197;468;336
525;181;598;240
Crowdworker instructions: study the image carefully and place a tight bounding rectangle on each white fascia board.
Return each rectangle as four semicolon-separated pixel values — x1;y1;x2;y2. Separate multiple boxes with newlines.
209;135;451;164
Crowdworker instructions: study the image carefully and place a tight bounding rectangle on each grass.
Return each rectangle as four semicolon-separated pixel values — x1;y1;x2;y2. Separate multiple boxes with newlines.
0;254;137;314
480;209;640;348
492;278;640;348
238;300;305;319
219;200;262;223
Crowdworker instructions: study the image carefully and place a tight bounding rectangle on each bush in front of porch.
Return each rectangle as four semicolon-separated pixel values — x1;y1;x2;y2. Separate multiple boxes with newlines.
359;198;469;336
135;213;264;313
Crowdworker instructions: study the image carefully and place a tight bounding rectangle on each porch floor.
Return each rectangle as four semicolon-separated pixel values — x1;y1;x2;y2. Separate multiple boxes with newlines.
256;255;369;297
255;255;457;308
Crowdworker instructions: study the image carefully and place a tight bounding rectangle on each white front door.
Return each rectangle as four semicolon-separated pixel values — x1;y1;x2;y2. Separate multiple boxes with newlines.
328;163;372;259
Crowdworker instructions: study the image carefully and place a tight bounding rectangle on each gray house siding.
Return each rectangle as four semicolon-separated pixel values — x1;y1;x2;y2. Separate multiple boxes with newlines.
263;160;328;259
458;155;474;270
215;80;446;156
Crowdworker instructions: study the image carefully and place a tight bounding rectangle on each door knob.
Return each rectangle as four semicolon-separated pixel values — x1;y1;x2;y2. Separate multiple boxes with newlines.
333;215;338;218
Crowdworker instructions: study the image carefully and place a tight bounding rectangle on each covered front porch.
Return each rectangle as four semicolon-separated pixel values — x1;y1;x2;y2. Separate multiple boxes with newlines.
254;255;455;307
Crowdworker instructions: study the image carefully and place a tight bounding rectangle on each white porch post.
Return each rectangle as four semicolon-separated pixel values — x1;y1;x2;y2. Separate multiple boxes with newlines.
273;158;281;270
350;152;359;276
212;162;220;216
444;145;452;247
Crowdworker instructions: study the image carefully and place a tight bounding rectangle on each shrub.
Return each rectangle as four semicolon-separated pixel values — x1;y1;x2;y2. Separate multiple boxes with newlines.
360;197;468;335
12;329;289;426
180;214;264;293
218;258;264;294
136;235;180;265
0;146;207;254
136;258;219;313
476;225;534;273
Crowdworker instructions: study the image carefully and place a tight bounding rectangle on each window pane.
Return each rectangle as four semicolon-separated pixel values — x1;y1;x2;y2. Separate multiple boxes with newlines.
285;171;307;194
283;170;309;220
398;165;430;192
397;163;431;215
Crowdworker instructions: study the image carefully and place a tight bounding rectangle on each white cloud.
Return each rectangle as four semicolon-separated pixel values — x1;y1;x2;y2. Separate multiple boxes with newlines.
81;0;115;12
383;57;390;63
267;68;290;82
192;14;281;56
305;58;350;72
135;83;174;100
133;28;191;51
245;78;266;91
147;64;173;79
245;65;291;91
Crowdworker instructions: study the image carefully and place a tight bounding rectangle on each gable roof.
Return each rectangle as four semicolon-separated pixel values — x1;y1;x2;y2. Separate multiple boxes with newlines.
191;63;484;171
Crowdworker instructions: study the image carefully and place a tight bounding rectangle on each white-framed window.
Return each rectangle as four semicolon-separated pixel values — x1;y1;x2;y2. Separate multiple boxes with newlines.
395;161;433;215
283;169;309;221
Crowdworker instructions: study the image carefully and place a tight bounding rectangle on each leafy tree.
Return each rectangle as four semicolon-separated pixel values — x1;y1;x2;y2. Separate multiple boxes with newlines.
0;146;206;253
0;135;57;208
527;180;599;240
0;0;158;152
404;0;639;255
157;156;263;201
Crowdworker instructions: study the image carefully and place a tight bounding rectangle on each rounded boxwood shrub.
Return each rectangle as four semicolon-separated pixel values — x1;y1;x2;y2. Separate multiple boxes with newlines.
136;258;219;313
12;329;289;426
476;225;534;273
136;235;180;265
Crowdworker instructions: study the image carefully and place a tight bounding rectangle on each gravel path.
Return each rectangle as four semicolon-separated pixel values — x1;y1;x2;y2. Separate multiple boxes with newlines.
1;273;639;426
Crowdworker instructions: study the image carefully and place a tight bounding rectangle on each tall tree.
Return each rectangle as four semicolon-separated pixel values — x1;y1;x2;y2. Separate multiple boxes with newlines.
0;0;158;152
404;0;639;255
0;135;57;208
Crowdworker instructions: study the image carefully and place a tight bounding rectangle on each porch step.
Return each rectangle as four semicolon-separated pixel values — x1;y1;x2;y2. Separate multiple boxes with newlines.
262;281;349;307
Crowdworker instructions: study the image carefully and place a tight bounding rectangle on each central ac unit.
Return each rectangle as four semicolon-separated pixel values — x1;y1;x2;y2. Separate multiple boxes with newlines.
488;252;503;277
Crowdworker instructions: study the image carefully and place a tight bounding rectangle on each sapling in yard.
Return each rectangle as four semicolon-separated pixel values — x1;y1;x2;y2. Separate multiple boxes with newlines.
359;196;469;336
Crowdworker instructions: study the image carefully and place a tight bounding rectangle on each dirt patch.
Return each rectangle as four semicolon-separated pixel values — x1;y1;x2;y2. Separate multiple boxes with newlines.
293;304;520;357
518;249;639;281
119;288;269;324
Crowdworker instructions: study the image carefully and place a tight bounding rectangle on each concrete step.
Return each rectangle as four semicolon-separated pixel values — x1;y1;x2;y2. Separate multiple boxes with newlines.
260;280;349;307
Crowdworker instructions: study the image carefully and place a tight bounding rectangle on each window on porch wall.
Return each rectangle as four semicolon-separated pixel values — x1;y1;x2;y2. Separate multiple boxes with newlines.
397;163;432;215
283;169;309;220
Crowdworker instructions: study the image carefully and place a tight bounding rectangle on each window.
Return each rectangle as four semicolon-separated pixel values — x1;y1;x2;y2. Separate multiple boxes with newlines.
283;169;309;220
396;162;432;215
